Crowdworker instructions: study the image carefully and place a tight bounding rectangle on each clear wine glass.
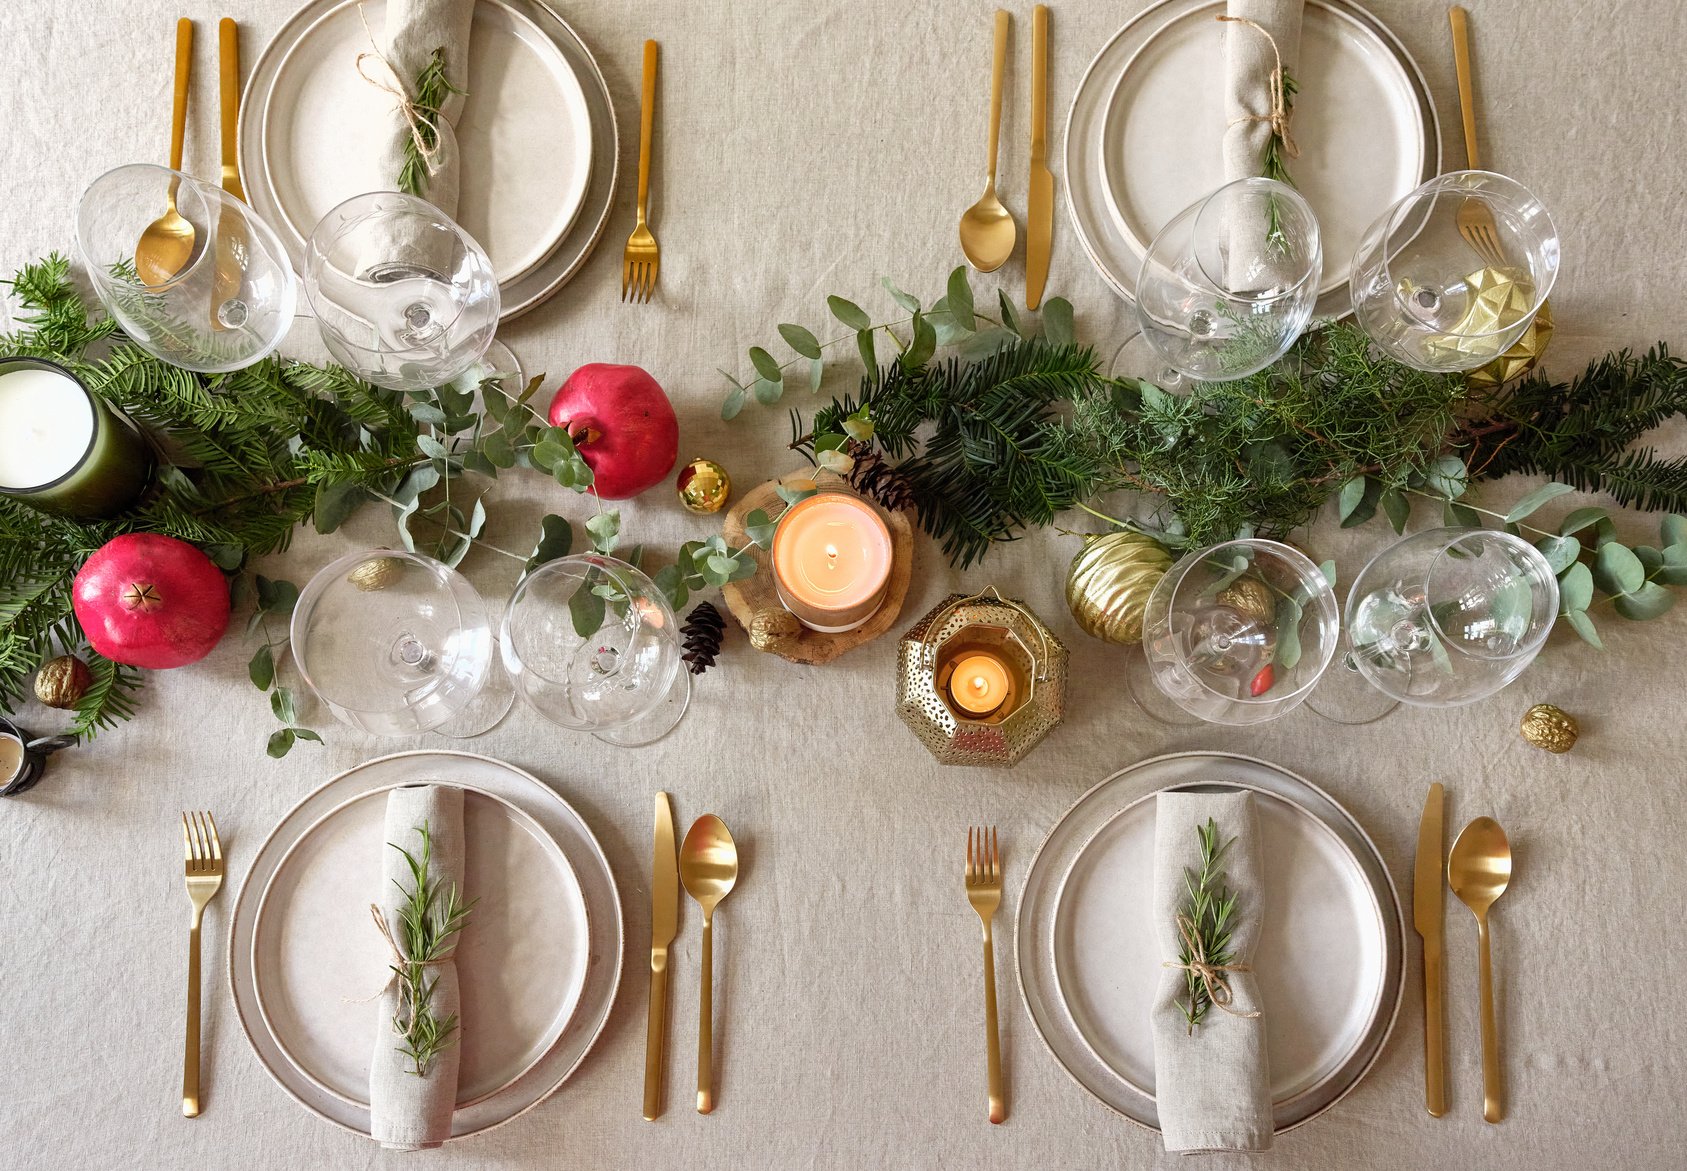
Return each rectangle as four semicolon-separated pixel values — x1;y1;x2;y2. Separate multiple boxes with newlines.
302;191;500;393
1135;177;1322;383
291;549;494;735
75;164;297;372
1345;527;1559;706
501;554;691;746
1139;538;1340;725
1349;170;1558;372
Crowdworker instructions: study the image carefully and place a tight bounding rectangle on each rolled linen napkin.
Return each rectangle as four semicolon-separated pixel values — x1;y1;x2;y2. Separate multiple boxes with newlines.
364;0;473;214
370;784;466;1151
1219;0;1303;289
1150;790;1271;1153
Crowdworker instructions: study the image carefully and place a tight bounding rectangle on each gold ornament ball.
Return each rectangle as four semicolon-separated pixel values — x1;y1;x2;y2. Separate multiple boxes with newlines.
1217;576;1276;625
1520;703;1578;753
677;458;732;513
347;555;404;592
34;655;93;710
1467;300;1555;390
1065;531;1174;645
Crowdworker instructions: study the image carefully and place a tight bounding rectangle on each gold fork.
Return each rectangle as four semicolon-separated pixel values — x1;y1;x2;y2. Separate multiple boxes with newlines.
1448;7;1507;268
621;39;660;303
182;811;224;1118
965;826;1006;1124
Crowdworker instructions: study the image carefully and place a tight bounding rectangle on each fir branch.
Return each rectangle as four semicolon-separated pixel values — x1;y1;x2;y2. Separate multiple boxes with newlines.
397;48;464;199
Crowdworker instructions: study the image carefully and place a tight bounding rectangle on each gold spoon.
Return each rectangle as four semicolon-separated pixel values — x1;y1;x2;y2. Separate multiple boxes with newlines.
137;19;198;288
679;814;739;1115
1447;815;1512;1124
958;10;1017;273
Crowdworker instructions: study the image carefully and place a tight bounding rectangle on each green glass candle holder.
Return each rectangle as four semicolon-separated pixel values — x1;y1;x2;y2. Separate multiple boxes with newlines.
0;357;154;518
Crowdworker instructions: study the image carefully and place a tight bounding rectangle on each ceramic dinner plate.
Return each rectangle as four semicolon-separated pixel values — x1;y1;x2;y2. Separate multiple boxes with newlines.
241;0;619;321
251;783;590;1109
1067;0;1440;319
229;751;623;1140
1018;752;1405;1134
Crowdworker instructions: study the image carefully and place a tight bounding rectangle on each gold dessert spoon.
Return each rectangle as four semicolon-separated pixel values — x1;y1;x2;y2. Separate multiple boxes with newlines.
1448;815;1512;1123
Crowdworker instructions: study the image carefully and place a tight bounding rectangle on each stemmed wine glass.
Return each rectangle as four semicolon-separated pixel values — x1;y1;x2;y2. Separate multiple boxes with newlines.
1349;170;1558;372
75;164;297;372
1133;538;1340;725
501;554;691;747
302;191;517;393
1341;527;1559;707
291;549;495;736
1135;177;1322;383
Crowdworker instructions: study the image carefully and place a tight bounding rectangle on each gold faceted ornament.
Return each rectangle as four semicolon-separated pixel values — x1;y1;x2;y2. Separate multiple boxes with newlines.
1421;266;1543;369
1064;531;1174;645
34;655;93;710
1467;299;1555;390
1520;702;1578;753
748;607;802;652
896;587;1068;768
347;555;404;592
1216;576;1276;625
676;457;732;514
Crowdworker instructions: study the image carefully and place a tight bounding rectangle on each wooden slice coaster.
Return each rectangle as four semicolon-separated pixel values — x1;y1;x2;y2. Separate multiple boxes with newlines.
718;471;915;665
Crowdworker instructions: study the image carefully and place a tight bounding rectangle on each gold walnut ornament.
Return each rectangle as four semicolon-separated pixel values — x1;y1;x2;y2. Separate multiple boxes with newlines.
34;655;93;709
1065;531;1174;645
1216;576;1275;624
347;555;404;591
1520;703;1578;753
677;458;732;514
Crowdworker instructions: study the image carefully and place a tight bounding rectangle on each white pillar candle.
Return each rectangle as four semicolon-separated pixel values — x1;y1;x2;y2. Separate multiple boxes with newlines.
0;365;96;490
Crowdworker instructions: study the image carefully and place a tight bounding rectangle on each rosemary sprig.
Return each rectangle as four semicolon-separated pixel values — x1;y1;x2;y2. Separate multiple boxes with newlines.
389;822;476;1077
397;47;465;198
1176;818;1241;1035
1261;68;1299;255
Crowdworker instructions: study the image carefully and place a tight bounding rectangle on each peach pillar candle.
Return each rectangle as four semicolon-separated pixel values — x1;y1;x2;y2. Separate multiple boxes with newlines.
771;491;893;633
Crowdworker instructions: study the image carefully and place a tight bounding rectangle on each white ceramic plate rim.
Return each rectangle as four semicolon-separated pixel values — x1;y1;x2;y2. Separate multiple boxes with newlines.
1047;778;1387;1110
239;0;619;322
227;749;623;1141
1063;0;1440;320
256;0;591;287
1096;0;1425;301
1015;751;1405;1135
249;780;590;1110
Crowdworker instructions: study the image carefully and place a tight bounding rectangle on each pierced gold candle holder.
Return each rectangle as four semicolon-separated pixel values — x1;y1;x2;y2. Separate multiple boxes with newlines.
896;587;1068;768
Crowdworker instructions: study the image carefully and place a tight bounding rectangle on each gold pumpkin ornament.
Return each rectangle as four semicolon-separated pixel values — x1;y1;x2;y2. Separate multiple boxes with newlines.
1065;531;1174;645
1520;702;1578;753
1467;300;1555;391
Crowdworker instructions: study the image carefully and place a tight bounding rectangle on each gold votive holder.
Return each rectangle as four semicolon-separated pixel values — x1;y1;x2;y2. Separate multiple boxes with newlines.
896;587;1068;768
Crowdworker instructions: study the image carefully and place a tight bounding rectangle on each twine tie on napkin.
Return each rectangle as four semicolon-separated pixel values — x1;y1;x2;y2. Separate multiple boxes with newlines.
355;4;447;181
1217;15;1300;162
1164;913;1263;1025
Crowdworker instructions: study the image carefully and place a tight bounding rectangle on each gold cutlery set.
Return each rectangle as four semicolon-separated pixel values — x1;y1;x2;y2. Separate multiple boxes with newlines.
1416;783;1514;1123
958;6;1054;308
645;793;739;1118
180;810;225;1118
964;826;1006;1124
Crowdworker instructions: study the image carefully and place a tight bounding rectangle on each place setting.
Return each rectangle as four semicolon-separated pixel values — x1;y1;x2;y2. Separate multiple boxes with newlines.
0;0;1682;1161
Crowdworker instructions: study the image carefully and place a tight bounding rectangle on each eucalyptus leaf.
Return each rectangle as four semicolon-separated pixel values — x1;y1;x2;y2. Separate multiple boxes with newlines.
706;553;739;579
1593;542;1645;597
1559;506;1609;537
776;480;819;506
525;514;573;572
1664;514;1687;549
1564;609;1603;649
1504;481;1575;522
569;585;606;639
841;411;874;443
956;327;1015;360
586;510;621;554
1340;477;1382;528
998;290;1022;338
816;448;853;474
1558;561;1594;612
901;314;936;368
483;427;517;468
807;357;824;393
1318;560;1337;588
1273;594;1303;670
292;729;323;745
1381;489;1411;535
1425;454;1468;500
266;729;297;759
856;329;877;371
1336;476;1367;523
882;278;921;314
408;402;447;428
946;267;975;329
752;377;783;405
744;507;778;547
416;433;449;461
777;324;822;360
721;385;747;420
248;644;275;691
1614;581;1676;621
1658;542;1687;586
828;295;872;331
271;686;297;725
1444;500;1483;528
749;346;784;382
1041;297;1075;346
1535;534;1581;574
651;563;689;612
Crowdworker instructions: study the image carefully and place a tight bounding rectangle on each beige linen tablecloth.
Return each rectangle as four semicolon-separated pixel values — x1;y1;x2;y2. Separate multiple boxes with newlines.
2;1;1684;1167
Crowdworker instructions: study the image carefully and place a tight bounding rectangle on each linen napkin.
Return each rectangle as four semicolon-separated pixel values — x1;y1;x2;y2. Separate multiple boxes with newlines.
1220;0;1303;289
369;0;474;215
370;784;466;1151
1150;790;1272;1153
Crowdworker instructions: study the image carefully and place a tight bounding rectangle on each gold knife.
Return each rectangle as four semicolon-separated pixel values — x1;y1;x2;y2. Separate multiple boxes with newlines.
644;791;679;1120
1414;782;1447;1117
218;18;243;200
1024;4;1054;309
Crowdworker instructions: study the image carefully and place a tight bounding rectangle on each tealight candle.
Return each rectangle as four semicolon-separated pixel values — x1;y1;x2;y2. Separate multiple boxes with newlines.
947;652;1012;717
771;489;894;633
0;358;154;518
0;717;71;798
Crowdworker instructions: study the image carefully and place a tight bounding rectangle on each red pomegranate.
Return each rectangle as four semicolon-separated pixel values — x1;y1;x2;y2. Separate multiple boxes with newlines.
71;534;231;669
547;364;679;499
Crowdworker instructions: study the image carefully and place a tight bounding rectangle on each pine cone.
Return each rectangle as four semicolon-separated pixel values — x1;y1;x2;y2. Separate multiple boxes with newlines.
845;440;917;512
681;601;727;675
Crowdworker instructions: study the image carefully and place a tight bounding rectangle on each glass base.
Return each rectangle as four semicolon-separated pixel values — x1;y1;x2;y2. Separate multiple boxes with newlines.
1123;648;1203;727
434;640;517;740
1109;330;1189;393
594;666;692;748
1305;652;1400;726
459;339;524;400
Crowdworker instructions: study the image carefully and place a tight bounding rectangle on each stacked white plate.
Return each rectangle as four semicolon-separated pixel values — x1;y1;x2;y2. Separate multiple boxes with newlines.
1065;0;1441;318
239;0;619;321
1017;751;1405;1133
228;750;623;1140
